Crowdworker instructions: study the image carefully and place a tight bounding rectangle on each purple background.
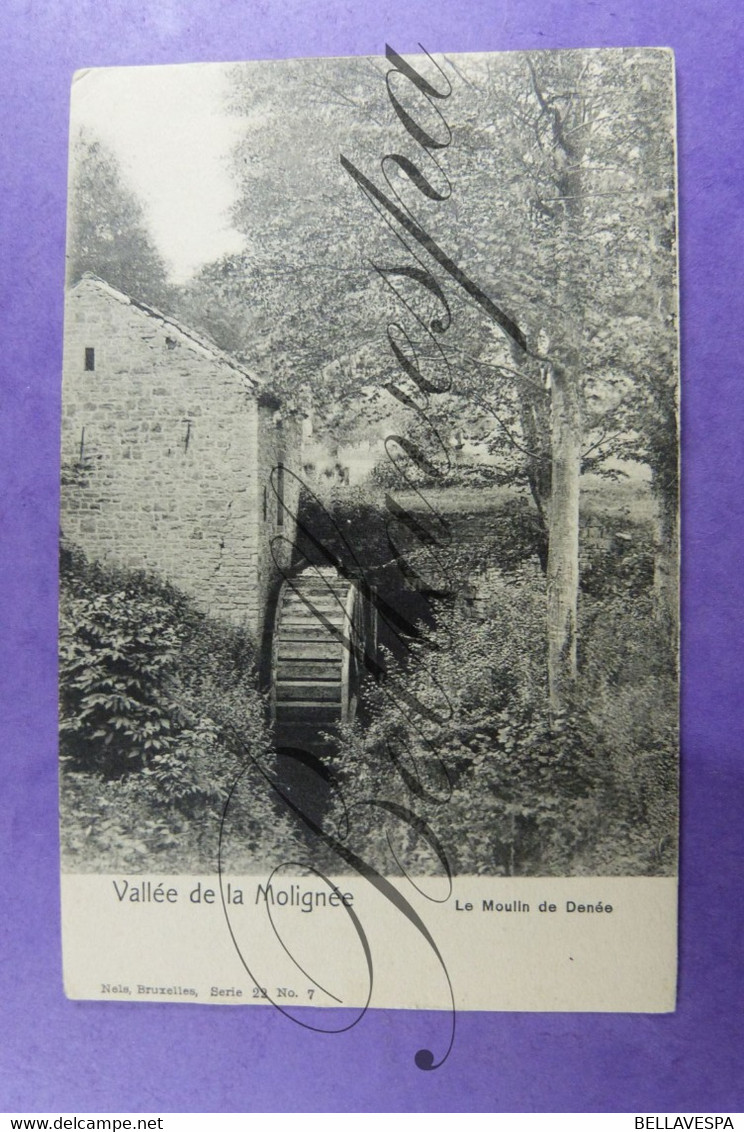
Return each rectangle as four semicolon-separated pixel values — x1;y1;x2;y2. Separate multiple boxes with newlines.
1;0;742;1113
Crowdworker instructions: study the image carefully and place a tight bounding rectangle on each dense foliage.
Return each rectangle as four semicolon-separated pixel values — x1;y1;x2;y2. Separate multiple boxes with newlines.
59;50;678;877
59;546;304;872
170;53;677;514
257;478;679;877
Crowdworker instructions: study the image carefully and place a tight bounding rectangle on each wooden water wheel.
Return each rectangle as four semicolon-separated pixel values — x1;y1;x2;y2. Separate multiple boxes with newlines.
270;567;377;749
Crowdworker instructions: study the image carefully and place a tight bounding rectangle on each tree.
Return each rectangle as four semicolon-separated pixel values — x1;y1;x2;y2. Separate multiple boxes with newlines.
173;51;678;707
67;128;172;309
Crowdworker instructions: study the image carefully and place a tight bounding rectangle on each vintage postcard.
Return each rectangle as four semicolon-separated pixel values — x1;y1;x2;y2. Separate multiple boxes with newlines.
59;48;679;1052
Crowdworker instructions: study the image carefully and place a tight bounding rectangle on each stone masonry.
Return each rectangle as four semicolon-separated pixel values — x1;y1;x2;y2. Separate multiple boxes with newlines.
61;275;300;641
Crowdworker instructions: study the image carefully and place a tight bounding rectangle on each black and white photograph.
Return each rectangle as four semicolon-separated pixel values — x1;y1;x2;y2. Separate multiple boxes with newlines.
58;48;679;1010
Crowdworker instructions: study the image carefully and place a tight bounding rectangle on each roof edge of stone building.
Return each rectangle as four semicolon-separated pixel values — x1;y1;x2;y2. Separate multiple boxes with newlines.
71;273;264;395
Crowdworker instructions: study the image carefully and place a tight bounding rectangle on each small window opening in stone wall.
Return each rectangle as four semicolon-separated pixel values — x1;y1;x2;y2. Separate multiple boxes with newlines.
263;486;268;521
165;336;178;350
276;461;285;527
182;419;192;453
84;347;95;371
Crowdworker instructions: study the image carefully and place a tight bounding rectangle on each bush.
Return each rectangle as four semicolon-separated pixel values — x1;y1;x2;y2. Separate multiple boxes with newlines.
325;563;677;877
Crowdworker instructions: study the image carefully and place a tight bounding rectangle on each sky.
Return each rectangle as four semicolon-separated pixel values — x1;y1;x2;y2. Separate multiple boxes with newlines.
70;63;246;283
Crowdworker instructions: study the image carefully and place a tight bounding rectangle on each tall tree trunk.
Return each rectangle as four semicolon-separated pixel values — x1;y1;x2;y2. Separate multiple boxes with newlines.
546;359;581;714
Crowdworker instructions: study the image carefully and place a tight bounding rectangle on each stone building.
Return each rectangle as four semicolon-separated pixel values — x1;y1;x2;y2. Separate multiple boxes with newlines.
61;274;301;639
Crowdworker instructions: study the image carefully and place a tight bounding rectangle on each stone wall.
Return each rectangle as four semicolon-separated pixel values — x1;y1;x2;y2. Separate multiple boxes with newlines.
61;277;298;638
